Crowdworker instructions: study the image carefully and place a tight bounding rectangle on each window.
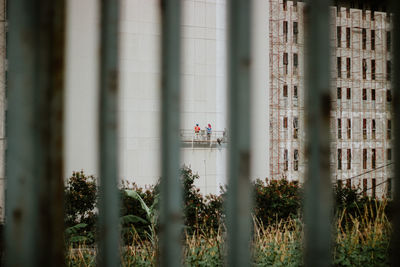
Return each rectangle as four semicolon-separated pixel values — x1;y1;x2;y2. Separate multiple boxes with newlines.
338;180;343;189
372;119;376;139
387;148;392;161
283;84;288;97
363;119;367;139
338;149;342;170
372;149;376;169
363;149;367;169
387;61;391;81
294;149;299;171
347;119;351;139
293;53;298;75
387;120;391;139
337;26;341;47
387;178;392;198
371;60;375;80
371;11;375;21
283;0;287;11
293;85;298;98
293;22;298;44
346;8;350;18
362;28;366;50
371;30;375;50
283;53;288;74
284;149;288;171
346;178;351;188
363;179;367;197
362;59;367;79
362;88;367;100
347;149;351;170
283;21;288;42
362;10;366;20
346;58;351;78
346;27;351;48
387;31;391;52
293;117;298;139
337;118;342;139
283;117;288;128
293;0;298;11
371;89;376;101
372;178;376;198
337;57;341;78
346;88;351;99
387;90;392;102
337;87;341;99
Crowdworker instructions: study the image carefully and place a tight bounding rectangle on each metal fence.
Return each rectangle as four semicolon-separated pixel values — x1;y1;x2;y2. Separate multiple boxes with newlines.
4;0;400;266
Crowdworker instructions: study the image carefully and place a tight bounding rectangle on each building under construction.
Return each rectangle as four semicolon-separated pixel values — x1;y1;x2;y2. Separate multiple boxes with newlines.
269;0;392;198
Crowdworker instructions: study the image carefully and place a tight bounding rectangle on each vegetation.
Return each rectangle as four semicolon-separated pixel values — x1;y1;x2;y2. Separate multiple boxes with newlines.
64;169;392;266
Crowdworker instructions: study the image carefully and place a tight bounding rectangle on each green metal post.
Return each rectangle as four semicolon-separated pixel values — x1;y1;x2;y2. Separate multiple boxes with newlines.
303;0;333;266
226;0;252;266
159;0;182;266
5;0;66;266
98;0;121;266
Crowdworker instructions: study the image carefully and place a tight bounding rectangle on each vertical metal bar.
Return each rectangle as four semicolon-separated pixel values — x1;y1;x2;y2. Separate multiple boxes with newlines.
391;1;400;266
5;0;66;266
159;0;182;266
226;1;252;266
303;0;333;266
98;0;121;266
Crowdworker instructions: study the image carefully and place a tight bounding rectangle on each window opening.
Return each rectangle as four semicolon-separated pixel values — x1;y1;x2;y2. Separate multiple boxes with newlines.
363;119;367;139
294;149;299;171
372;119;376;139
347;119;351;139
347;149;351;170
338;149;342;170
346;58;351;78
372;149;376;169
363;149;367;169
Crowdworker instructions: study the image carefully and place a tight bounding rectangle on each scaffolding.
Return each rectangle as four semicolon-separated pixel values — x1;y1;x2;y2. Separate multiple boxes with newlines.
269;0;392;198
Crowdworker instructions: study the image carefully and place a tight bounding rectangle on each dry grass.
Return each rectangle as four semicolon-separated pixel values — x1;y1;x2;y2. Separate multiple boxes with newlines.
67;201;391;266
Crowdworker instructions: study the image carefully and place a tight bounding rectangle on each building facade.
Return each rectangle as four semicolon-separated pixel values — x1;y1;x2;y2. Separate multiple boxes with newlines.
269;0;393;198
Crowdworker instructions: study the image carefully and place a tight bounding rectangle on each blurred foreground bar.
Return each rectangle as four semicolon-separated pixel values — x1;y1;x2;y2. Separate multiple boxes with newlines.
303;0;333;266
159;1;183;266
226;1;252;266
97;0;121;266
5;0;66;266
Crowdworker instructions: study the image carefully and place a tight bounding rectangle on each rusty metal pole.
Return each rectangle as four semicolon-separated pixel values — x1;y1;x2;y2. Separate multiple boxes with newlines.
5;0;66;266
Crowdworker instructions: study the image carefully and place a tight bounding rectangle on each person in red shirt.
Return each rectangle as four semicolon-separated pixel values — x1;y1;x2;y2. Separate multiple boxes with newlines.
194;124;200;140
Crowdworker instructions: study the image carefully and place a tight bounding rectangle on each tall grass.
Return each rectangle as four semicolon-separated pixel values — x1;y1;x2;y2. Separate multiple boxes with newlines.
66;201;391;266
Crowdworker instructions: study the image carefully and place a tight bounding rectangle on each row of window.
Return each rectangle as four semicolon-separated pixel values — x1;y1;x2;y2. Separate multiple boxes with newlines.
338;178;388;199
282;53;298;75
337;27;390;51
282;21;299;44
337;87;392;102
283;148;299;171
282;84;298;98
337;118;391;140
283;117;298;139
337;148;392;170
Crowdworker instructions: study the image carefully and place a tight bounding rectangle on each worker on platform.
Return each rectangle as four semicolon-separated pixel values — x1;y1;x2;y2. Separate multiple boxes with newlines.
194;123;200;139
206;124;212;140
